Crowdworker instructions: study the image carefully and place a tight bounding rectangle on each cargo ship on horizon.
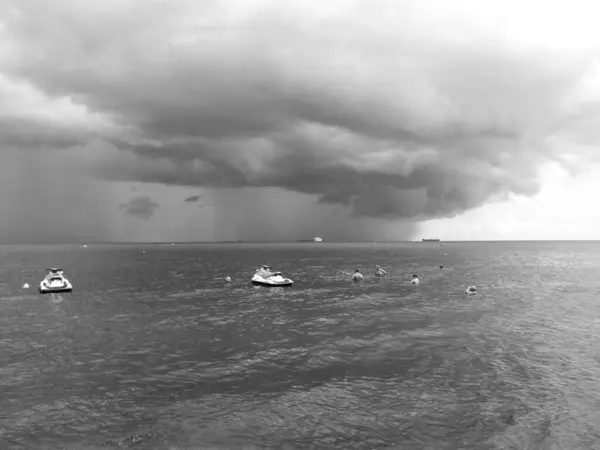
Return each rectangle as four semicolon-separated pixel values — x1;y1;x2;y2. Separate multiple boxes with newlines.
422;238;441;242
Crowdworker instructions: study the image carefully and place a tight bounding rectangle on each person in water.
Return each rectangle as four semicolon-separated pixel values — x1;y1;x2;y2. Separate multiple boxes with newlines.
352;269;364;282
410;274;420;285
375;265;387;277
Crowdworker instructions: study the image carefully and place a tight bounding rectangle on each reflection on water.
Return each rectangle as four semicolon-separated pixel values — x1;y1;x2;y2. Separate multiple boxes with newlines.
2;242;600;449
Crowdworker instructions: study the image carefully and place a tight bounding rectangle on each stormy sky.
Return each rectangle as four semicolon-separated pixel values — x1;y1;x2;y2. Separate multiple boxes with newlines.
1;0;600;242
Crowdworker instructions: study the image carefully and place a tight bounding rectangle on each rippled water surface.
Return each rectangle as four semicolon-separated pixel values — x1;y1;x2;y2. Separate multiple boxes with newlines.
2;241;600;449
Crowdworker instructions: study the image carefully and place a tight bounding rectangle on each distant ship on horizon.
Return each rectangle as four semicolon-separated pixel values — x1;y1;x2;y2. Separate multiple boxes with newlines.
314;237;323;242
422;238;441;242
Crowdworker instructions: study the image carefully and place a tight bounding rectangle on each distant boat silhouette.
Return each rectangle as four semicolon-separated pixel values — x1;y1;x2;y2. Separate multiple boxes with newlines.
422;238;440;242
314;237;323;242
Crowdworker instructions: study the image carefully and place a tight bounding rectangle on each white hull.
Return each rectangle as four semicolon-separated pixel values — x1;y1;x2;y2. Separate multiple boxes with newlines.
39;278;73;293
251;274;293;287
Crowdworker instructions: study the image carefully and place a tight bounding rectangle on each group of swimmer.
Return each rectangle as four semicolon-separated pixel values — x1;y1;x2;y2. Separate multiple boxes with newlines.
348;265;477;294
347;265;419;286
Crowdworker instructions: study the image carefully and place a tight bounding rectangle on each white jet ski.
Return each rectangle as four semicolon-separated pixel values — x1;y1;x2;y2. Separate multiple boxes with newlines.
251;265;293;287
39;268;73;294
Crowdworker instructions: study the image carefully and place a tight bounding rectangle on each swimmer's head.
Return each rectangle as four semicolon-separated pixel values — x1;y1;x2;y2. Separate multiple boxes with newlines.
355;268;360;272
412;274;418;278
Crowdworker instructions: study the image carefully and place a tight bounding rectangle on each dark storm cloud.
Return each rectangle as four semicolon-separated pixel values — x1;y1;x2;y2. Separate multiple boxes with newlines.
2;0;599;220
119;195;160;220
183;195;202;203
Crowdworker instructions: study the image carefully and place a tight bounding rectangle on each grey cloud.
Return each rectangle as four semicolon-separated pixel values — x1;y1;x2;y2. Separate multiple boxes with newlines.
96;129;544;220
119;195;159;220
1;0;597;221
184;194;201;203
0;118;88;150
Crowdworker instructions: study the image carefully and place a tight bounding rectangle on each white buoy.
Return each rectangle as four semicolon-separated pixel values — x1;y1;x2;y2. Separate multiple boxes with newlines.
225;276;232;282
23;283;29;289
466;285;477;294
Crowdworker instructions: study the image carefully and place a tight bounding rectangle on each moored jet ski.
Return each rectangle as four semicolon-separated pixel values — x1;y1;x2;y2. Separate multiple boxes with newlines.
251;265;293;287
39;268;73;294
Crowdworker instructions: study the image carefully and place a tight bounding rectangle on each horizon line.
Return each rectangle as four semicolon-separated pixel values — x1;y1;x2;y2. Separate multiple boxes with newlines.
3;239;600;245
